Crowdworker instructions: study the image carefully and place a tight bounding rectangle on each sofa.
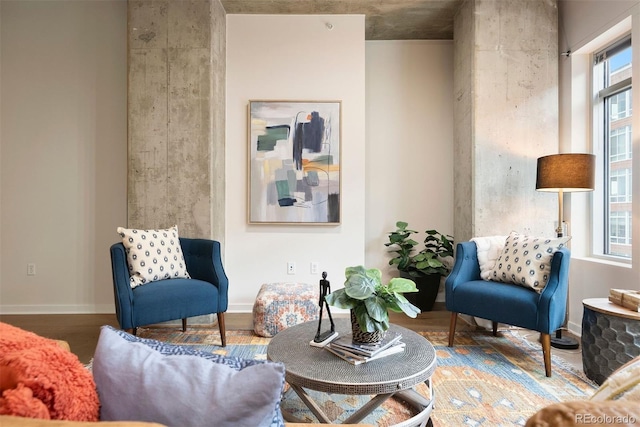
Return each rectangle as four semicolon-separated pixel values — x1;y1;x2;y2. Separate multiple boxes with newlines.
0;322;371;427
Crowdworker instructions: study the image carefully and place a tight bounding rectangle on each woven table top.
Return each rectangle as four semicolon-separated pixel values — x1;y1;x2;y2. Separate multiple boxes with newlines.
267;318;437;395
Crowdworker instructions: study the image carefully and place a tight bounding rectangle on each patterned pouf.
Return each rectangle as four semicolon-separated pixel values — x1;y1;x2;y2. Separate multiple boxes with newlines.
253;283;319;338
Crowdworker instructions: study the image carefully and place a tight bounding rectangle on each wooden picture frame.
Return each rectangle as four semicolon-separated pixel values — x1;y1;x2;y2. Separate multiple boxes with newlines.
248;100;342;224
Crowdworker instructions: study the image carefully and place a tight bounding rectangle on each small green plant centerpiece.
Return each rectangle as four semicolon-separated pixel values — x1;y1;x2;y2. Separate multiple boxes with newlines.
385;221;454;311
325;265;421;343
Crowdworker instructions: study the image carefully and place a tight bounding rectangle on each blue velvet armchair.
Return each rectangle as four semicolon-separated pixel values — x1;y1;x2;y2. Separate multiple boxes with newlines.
445;241;571;377
110;238;228;346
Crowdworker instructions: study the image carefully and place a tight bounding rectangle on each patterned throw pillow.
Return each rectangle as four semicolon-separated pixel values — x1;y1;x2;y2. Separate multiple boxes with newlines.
116;225;190;288
490;231;570;293
93;326;286;427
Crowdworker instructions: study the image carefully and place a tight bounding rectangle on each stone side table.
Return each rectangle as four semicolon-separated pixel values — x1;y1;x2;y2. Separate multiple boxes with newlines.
581;298;640;385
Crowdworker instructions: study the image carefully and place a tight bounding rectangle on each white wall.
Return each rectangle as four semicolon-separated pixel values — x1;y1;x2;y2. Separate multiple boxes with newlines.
364;41;454;300
225;15;367;311
0;1;127;313
558;0;640;334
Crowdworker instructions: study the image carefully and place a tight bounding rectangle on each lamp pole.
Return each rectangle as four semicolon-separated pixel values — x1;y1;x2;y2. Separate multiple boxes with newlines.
556;190;564;237
536;153;596;350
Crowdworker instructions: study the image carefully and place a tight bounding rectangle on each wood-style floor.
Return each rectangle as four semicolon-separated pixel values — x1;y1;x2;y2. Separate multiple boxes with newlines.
0;309;583;373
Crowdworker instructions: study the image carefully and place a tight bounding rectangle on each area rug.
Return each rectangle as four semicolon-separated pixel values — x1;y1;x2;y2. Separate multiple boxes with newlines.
136;326;597;426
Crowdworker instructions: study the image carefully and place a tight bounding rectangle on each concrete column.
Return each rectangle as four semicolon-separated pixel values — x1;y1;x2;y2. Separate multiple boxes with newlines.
454;0;558;241
128;0;225;242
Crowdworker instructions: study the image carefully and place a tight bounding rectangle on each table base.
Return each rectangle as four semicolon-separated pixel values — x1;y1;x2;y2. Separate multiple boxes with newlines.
282;379;434;426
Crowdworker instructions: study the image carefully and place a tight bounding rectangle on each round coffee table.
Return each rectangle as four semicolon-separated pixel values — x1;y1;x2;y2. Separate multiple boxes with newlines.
267;318;437;426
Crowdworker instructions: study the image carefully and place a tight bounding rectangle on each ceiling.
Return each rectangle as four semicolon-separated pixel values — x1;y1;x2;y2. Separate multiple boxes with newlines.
219;0;463;40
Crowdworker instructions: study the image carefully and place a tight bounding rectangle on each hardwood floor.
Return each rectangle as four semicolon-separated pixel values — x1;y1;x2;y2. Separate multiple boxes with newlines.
0;309;583;374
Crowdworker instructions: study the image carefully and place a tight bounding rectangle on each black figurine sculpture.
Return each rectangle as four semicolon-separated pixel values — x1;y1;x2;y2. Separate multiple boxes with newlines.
310;271;338;347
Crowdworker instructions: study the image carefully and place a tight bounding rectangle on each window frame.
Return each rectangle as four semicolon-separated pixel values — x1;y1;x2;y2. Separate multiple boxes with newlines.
592;34;633;261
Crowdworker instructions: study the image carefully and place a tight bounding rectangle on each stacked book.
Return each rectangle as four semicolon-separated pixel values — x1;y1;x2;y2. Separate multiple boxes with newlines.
609;289;640;312
325;331;405;365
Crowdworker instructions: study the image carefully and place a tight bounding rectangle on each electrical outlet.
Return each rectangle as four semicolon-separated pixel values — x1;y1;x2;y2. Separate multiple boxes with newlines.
27;263;36;276
287;262;296;275
310;262;319;274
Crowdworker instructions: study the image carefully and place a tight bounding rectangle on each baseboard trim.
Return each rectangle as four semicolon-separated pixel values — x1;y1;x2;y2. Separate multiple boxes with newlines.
0;304;115;315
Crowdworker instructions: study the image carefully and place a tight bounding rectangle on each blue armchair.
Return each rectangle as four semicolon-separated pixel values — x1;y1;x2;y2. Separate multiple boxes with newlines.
445;241;571;377
110;238;228;346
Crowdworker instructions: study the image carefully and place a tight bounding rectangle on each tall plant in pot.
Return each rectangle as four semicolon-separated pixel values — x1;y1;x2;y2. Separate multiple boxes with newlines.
385;221;454;311
324;265;420;343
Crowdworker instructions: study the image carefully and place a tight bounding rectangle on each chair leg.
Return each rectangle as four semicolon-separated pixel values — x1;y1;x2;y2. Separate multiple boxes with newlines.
541;333;552;377
218;312;226;347
182;318;187;332
492;321;498;336
130;327;137;336
448;312;458;347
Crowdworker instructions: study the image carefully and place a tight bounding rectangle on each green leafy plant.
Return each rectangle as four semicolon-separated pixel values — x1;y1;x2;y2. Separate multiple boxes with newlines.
325;265;421;332
385;221;454;279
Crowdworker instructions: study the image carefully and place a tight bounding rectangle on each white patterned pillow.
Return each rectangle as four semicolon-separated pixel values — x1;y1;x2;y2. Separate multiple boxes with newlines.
490;231;570;293
117;225;190;288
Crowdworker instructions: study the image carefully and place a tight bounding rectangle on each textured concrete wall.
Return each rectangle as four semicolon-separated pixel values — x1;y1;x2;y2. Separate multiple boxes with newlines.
453;0;475;243
454;0;558;242
128;0;225;242
210;0;226;243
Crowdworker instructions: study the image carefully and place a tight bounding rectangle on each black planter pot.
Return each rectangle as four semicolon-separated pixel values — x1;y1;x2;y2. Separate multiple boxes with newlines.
400;272;441;312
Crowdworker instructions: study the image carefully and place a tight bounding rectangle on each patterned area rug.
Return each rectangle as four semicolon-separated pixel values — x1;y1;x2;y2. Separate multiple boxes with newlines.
136;326;596;426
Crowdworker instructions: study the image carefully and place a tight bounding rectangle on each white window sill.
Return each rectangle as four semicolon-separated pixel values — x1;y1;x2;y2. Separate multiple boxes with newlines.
571;255;632;269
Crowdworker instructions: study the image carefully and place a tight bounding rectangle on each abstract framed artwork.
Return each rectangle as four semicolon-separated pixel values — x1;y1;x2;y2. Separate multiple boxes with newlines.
248;100;341;224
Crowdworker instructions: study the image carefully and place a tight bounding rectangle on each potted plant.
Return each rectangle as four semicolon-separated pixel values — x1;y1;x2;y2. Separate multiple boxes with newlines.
385;221;454;311
324;265;420;343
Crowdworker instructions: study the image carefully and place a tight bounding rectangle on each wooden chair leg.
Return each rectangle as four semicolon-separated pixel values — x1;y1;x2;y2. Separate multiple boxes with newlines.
182;318;187;332
218;312;226;347
492;321;498;336
541;333;552;377
130;327;137;336
448;312;458;347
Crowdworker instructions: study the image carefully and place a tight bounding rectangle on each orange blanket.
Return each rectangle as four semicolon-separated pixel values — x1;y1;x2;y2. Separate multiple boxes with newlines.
0;322;99;421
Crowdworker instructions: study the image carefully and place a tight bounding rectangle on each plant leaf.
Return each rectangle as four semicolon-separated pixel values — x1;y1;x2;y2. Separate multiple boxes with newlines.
343;266;377;299
324;289;356;309
353;305;379;332
427;258;443;268
386;294;421;318
386;277;418;293
364;296;388;322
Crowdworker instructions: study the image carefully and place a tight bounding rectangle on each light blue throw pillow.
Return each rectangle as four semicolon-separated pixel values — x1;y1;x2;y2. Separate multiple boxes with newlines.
93;326;285;427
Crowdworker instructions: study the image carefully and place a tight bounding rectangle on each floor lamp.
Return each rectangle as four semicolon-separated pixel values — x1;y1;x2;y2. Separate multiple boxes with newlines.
536;153;596;350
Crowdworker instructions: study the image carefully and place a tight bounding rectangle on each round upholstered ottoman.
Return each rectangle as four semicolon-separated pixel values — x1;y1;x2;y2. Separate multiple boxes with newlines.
252;283;319;337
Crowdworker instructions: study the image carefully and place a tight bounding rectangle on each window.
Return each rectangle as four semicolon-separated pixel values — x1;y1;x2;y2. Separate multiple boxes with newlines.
609;91;632;121
609;125;632;162
594;36;632;259
609;167;632;203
